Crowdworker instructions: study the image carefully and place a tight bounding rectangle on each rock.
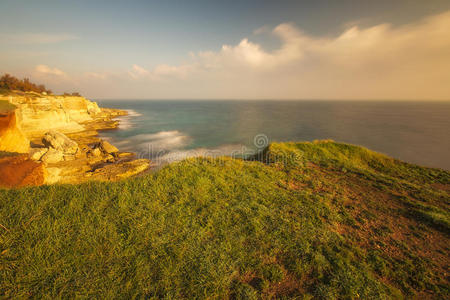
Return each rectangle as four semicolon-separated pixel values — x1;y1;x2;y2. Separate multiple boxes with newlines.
0;155;46;188
0;111;30;153
89;159;150;181
100;140;118;154
29;147;48;161
63;155;77;161
40;148;64;164
88;147;102;157
105;154;115;163
116;159;150;179
45;167;62;184
42;130;79;154
87;101;101;115
116;152;134;158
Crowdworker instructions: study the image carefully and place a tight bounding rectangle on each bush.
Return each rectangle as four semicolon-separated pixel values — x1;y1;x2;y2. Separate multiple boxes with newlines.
0;74;52;94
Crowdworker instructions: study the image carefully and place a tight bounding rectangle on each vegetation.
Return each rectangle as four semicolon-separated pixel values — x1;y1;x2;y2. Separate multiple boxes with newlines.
0;74;81;97
0;74;52;95
0;141;448;299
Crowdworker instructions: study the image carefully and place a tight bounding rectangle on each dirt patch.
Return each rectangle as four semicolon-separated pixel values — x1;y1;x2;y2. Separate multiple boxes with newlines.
287;165;450;294
431;182;450;193
0;155;46;188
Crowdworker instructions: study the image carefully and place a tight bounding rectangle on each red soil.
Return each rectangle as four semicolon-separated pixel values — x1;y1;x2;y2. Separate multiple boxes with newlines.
0;155;46;188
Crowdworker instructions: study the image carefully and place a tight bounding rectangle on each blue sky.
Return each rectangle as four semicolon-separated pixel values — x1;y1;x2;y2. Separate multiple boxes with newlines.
1;0;450;99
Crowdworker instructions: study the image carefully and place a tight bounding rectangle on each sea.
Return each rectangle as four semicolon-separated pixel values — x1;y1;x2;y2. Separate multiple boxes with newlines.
96;100;450;170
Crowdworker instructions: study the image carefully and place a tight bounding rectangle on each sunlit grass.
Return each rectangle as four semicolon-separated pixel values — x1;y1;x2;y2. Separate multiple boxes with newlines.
0;141;448;298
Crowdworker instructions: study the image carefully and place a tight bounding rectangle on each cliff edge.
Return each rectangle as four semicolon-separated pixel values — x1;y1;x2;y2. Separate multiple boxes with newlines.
0;109;30;153
0;92;149;187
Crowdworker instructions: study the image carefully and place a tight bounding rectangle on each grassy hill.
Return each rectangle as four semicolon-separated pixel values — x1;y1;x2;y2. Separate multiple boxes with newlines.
0;141;448;299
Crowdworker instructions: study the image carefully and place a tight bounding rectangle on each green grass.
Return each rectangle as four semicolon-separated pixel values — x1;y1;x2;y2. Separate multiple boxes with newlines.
0;141;449;298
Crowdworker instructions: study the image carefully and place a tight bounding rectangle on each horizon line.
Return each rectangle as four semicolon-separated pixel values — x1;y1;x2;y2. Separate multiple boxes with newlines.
93;98;450;102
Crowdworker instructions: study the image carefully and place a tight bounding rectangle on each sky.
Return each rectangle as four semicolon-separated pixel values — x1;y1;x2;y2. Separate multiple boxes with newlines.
1;0;450;100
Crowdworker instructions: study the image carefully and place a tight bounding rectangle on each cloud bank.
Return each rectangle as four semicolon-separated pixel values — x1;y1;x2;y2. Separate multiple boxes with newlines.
119;11;450;100
22;11;450;100
35;65;66;76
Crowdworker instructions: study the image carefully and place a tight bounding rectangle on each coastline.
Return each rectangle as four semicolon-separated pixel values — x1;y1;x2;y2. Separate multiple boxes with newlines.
0;91;150;187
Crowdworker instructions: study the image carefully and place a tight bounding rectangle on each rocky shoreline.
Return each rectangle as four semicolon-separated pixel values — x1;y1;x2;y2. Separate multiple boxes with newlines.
0;91;150;187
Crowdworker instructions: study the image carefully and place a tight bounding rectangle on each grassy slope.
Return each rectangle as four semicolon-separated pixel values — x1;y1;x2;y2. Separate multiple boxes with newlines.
0;141;448;299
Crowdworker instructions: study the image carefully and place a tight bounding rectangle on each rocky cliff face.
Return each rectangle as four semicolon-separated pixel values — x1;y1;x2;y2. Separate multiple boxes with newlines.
0;94;102;137
0;110;30;153
0;92;149;187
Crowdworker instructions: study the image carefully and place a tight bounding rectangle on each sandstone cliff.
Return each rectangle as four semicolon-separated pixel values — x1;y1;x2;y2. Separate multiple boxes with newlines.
0;110;30;153
0;94;104;137
0;91;149;187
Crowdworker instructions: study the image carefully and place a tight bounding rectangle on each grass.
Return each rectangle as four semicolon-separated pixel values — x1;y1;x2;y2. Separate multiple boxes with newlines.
0;141;448;298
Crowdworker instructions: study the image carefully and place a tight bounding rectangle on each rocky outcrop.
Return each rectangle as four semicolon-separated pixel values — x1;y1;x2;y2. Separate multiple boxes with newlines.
0;110;30;153
0;91;149;187
25;129;148;184
86;159;150;182
42;131;79;155
40;148;64;164
29;147;48;161
0;93;123;138
0;155;46;188
99;140;118;154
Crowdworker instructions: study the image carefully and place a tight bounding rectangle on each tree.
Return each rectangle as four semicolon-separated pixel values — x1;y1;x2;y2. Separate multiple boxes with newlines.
0;73;52;94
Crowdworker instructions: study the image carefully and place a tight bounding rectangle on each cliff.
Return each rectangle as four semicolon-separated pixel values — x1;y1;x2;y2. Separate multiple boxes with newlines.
0;91;149;187
0;110;30;153
1;93;114;137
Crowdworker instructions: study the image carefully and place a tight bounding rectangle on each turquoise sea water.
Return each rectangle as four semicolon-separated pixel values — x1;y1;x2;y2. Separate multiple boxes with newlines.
96;100;450;170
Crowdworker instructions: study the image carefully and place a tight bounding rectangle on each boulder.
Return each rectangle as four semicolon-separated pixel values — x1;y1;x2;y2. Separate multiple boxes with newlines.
40;148;64;164
42;130;79;154
100;140;118;154
88;147;102;157
29;147;49;161
105;154;115;163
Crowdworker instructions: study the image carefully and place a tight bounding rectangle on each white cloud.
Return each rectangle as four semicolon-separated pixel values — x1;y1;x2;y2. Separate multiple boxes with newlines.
79;11;450;100
85;72;107;80
128;10;450;100
153;64;192;78
128;63;194;81
128;64;150;79
1;33;78;44
35;64;66;76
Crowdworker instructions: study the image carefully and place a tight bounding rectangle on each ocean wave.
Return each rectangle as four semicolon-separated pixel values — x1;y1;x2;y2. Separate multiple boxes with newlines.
133;131;190;150
115;109;143;130
151;143;247;165
105;130;191;154
125;109;143;117
103;128;249;166
117;118;133;130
